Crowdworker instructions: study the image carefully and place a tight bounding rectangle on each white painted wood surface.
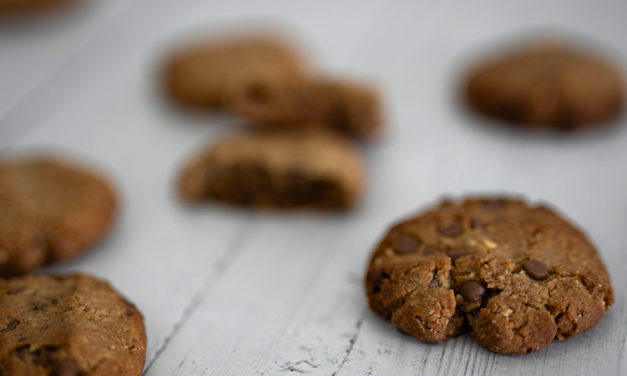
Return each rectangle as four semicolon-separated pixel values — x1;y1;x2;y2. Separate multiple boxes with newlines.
1;0;626;375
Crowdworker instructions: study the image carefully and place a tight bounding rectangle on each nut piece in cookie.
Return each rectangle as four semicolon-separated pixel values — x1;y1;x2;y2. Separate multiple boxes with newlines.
465;39;624;130
0;155;117;277
365;197;613;354
227;76;383;140
178;132;364;209
0;274;146;375
164;33;308;109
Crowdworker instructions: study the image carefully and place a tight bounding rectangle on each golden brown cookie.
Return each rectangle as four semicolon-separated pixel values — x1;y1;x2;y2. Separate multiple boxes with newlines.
164;34;308;109
365;197;613;354
178;131;364;209
465;42;624;130
0;273;146;375
227;75;383;139
0;155;117;277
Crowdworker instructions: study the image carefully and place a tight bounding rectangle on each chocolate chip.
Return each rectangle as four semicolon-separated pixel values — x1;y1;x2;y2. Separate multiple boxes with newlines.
523;259;548;280
458;281;486;303
447;248;469;260
33;302;46;311
393;235;421;254
367;269;389;291
437;222;463;237
470;218;483;228
51;359;80;376
1;318;19;332
422;247;438;255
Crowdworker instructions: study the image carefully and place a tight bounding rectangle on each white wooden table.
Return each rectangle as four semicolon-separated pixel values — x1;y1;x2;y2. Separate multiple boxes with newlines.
1;0;626;375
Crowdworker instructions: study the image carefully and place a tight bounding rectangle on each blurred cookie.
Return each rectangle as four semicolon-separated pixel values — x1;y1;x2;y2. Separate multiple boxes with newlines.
0;0;76;16
0;155;117;277
178;131;364;209
366;197;613;354
164;34;308;109
465;42;624;130
0;273;146;375
228;76;383;139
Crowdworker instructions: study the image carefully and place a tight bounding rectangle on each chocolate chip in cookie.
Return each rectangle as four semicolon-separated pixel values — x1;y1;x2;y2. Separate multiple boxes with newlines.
523;259;549;280
459;280;486;303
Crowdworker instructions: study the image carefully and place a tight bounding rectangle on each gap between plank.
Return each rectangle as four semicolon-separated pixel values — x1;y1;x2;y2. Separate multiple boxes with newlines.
143;217;255;374
331;309;367;376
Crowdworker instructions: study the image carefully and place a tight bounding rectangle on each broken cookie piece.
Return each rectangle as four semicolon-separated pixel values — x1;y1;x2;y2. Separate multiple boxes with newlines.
0;274;146;375
178;131;365;209
365;197;613;354
227;75;383;139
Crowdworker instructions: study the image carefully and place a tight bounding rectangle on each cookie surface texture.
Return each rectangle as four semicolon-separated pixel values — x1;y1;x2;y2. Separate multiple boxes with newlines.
165;34;307;109
178;132;364;209
0;156;117;276
465;43;624;129
365;197;613;354
0;274;146;375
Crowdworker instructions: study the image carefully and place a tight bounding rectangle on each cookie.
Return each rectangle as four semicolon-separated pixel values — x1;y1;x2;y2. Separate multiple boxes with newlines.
0;0;76;16
365;197;613;354
164;34;307;109
227;76;383;139
178;131;364;209
0;155;117;277
465;42;624;130
0;273;146;375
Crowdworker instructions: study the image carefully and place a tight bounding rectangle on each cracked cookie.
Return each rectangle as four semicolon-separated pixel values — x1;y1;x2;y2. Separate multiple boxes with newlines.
178;131;364;209
0;155;117;277
227;75;383;139
365;197;613;354
0;273;146;375
465;42;624;130
164;33;308;109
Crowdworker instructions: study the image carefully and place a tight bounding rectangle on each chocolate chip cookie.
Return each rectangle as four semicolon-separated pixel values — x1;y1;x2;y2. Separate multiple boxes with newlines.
465;42;624;130
0;273;146;375
365;197;613;354
178;131;364;209
227;76;383;139
0;155;117;277
164;34;308;109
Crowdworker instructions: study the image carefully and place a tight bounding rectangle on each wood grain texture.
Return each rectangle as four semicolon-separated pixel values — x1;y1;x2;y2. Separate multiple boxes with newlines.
1;0;626;375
